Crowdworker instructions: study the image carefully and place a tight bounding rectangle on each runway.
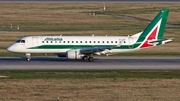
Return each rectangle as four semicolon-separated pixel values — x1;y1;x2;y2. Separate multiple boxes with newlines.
0;57;179;70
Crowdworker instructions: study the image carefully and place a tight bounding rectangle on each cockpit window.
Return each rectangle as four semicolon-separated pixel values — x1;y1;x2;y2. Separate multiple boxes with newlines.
16;40;25;43
16;40;21;43
21;40;25;43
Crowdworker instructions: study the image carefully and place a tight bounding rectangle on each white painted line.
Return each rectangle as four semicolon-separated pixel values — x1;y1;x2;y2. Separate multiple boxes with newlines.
0;76;7;78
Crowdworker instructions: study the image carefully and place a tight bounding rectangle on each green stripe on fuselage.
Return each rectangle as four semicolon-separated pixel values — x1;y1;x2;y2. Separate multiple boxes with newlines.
28;43;141;50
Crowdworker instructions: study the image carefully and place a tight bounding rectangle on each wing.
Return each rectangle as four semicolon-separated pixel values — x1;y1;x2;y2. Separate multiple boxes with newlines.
80;46;112;55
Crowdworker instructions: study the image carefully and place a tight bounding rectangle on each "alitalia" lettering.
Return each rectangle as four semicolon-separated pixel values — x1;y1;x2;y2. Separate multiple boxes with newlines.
44;38;63;41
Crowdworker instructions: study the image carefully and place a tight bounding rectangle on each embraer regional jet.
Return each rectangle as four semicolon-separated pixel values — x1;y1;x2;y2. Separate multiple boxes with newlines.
7;9;172;62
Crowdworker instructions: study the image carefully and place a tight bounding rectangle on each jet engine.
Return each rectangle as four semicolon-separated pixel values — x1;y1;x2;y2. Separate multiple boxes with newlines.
66;49;83;59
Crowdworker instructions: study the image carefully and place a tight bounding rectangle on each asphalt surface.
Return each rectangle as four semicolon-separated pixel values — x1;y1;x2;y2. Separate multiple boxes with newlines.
0;57;179;70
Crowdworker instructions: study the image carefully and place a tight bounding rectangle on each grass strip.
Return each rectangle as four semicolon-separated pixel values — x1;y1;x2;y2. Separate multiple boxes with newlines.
0;70;180;80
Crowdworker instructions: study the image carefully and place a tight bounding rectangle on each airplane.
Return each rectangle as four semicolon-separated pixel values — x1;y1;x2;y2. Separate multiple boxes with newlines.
7;9;172;62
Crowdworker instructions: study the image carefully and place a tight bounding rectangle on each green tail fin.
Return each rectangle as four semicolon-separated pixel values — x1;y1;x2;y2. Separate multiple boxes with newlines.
137;9;169;43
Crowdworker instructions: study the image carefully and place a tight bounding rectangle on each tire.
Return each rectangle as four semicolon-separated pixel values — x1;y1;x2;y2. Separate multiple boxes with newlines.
26;58;30;61
88;57;94;62
82;56;88;61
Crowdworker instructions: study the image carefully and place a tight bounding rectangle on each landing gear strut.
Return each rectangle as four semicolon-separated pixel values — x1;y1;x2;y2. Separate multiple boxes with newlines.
25;53;31;61
82;55;94;62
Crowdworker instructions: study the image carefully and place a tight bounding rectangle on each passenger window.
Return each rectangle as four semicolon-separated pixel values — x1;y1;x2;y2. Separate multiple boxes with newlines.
94;41;96;43
80;41;82;43
107;41;109;43
85;41;87;43
89;41;91;43
115;41;117;43
63;41;65;43
72;41;74;43
98;41;100;43
76;41;78;43
51;41;53;43
46;41;48;43
68;41;70;43
42;41;44;43
111;41;113;43
102;41;104;43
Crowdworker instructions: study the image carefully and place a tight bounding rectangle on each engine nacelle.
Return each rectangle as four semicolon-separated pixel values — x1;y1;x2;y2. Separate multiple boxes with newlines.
66;49;82;59
57;53;66;57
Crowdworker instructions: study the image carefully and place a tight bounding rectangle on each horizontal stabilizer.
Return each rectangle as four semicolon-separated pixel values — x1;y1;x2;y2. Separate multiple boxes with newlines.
149;38;173;44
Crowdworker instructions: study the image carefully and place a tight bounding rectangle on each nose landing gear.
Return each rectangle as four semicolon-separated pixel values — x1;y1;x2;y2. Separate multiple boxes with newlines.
26;58;31;61
25;53;31;61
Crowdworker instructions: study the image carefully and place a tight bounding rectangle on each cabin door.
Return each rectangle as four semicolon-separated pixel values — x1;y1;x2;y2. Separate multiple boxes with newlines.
32;37;38;47
128;36;134;49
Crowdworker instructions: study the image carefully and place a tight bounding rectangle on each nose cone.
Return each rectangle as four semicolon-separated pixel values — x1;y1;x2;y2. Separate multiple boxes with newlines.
7;46;14;52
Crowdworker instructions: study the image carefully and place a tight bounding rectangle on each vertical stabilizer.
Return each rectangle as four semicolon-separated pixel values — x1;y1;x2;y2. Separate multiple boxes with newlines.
136;9;169;48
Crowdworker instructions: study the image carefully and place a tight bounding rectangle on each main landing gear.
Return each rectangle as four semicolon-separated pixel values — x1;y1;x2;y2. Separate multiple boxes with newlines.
82;55;94;62
25;53;31;61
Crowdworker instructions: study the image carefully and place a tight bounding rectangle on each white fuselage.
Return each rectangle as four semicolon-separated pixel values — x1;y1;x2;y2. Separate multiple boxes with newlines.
7;36;140;54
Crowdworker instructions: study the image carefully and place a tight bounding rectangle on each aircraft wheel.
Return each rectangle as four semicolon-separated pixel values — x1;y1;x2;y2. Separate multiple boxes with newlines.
26;58;31;61
82;56;88;61
25;53;31;61
88;57;94;62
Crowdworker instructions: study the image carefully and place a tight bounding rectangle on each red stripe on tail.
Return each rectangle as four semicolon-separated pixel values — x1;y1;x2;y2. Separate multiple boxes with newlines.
140;26;158;48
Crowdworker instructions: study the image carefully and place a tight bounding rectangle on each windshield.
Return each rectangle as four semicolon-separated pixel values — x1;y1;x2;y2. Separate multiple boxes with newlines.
20;40;25;43
16;40;21;43
16;39;25;43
